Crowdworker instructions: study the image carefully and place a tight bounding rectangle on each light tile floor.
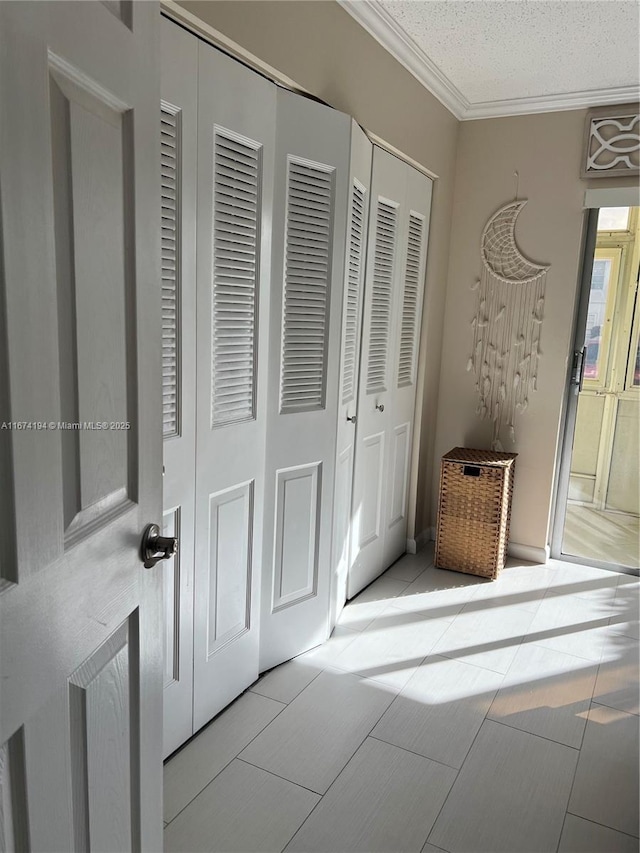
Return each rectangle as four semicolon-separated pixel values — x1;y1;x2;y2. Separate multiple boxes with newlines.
164;548;640;853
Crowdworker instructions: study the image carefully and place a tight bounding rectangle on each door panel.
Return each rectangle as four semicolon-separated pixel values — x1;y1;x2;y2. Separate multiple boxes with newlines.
162;507;181;689
383;172;431;568
206;482;253;652
349;149;432;595
388;421;410;526
357;432;385;549
192;42;275;731
331;123;373;626
607;399;639;513
260;89;351;671
0;730;29;850
160;17;196;759
348;149;406;597
0;3;162;849
273;464;322;610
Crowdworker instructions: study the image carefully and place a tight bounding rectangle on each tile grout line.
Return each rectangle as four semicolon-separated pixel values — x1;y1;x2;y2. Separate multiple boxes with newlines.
280;690;407;853
164;695;289;828
487;717;580;752
554;606;616;853
423;660;513;848
564;810;640;840
250;661;326;706
367;733;460;772
235;755;324;797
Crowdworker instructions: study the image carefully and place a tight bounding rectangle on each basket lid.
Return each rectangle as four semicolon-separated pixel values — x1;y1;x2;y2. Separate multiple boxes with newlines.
443;447;518;467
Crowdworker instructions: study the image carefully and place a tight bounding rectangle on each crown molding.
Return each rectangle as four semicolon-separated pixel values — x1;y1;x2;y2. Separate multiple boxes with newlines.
337;0;469;119
338;0;640;121
464;86;640;121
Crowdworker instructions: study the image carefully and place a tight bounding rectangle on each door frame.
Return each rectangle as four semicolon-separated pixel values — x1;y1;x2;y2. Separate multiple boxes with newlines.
550;206;638;576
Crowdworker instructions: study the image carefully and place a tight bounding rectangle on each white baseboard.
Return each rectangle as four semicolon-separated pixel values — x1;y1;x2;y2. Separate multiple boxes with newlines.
406;528;433;554
409;530;548;565
507;541;549;564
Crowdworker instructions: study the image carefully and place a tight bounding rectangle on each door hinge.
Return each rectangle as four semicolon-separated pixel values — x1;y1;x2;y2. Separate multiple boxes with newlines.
571;348;585;393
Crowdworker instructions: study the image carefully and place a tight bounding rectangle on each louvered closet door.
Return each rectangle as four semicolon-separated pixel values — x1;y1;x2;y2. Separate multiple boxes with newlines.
330;122;372;626
259;88;351;671
348;148;407;598
192;43;276;731
382;166;432;568
160;19;197;758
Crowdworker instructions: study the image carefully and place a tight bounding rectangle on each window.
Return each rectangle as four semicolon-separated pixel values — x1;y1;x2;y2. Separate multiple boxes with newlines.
597;207;630;232
583;249;621;385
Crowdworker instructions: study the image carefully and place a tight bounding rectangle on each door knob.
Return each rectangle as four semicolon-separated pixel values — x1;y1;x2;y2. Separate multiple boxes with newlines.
375;403;385;412
347;414;357;424
141;523;178;569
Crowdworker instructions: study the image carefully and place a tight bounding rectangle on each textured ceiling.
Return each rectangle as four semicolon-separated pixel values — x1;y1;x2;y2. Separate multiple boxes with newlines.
377;0;640;106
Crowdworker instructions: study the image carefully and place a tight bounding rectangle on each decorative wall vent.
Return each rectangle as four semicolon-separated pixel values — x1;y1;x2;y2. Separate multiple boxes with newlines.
467;199;549;450
582;103;640;179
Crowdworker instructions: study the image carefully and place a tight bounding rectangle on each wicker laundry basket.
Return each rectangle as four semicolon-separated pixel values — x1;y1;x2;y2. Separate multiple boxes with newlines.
435;447;517;579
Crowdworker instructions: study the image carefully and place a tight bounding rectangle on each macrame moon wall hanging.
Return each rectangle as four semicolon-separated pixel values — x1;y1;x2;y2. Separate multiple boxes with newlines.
467;200;549;450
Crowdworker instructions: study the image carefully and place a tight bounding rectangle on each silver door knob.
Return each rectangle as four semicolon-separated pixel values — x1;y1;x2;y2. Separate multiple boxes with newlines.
347;414;357;424
141;523;178;569
375;403;385;412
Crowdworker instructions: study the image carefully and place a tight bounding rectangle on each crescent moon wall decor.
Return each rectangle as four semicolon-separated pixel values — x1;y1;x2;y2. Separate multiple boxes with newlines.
467;200;549;450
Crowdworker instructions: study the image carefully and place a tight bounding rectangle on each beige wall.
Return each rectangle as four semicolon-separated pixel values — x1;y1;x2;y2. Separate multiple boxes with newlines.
174;0;460;539
432;109;635;553
171;1;635;556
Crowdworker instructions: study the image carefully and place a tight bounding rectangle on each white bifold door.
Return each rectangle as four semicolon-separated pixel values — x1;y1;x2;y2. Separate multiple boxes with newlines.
348;148;432;598
258;90;357;671
191;37;276;733
160;19;197;758
0;2;164;849
160;19;276;748
158;18;432;756
330;128;373;626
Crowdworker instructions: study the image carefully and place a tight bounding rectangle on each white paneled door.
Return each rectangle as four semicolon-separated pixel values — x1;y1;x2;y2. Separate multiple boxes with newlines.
160;18;197;759
0;2;163;850
259;90;352;670
330;124;373;626
383;163;432;569
348;148;432;597
192;40;276;731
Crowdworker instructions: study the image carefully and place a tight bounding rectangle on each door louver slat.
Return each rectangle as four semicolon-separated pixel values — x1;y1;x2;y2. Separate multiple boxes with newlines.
280;159;335;414
341;181;366;405
161;105;180;438
366;199;397;395
211;131;261;427
397;213;424;387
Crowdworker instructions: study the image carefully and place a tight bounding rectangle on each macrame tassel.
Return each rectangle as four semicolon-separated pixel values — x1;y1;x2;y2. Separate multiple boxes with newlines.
468;200;549;447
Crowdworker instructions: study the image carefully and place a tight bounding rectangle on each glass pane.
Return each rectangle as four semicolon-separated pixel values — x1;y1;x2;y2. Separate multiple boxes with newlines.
633;337;640;386
598;207;630;231
583;258;611;381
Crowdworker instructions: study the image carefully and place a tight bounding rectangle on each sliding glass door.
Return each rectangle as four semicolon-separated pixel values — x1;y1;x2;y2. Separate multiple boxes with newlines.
553;206;639;572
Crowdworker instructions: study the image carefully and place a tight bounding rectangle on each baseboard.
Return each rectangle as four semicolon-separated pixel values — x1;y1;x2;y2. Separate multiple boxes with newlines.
406;528;433;554
507;541;549;564
409;531;548;565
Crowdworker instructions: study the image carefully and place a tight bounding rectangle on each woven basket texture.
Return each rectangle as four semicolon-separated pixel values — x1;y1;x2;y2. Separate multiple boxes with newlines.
435;447;517;580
